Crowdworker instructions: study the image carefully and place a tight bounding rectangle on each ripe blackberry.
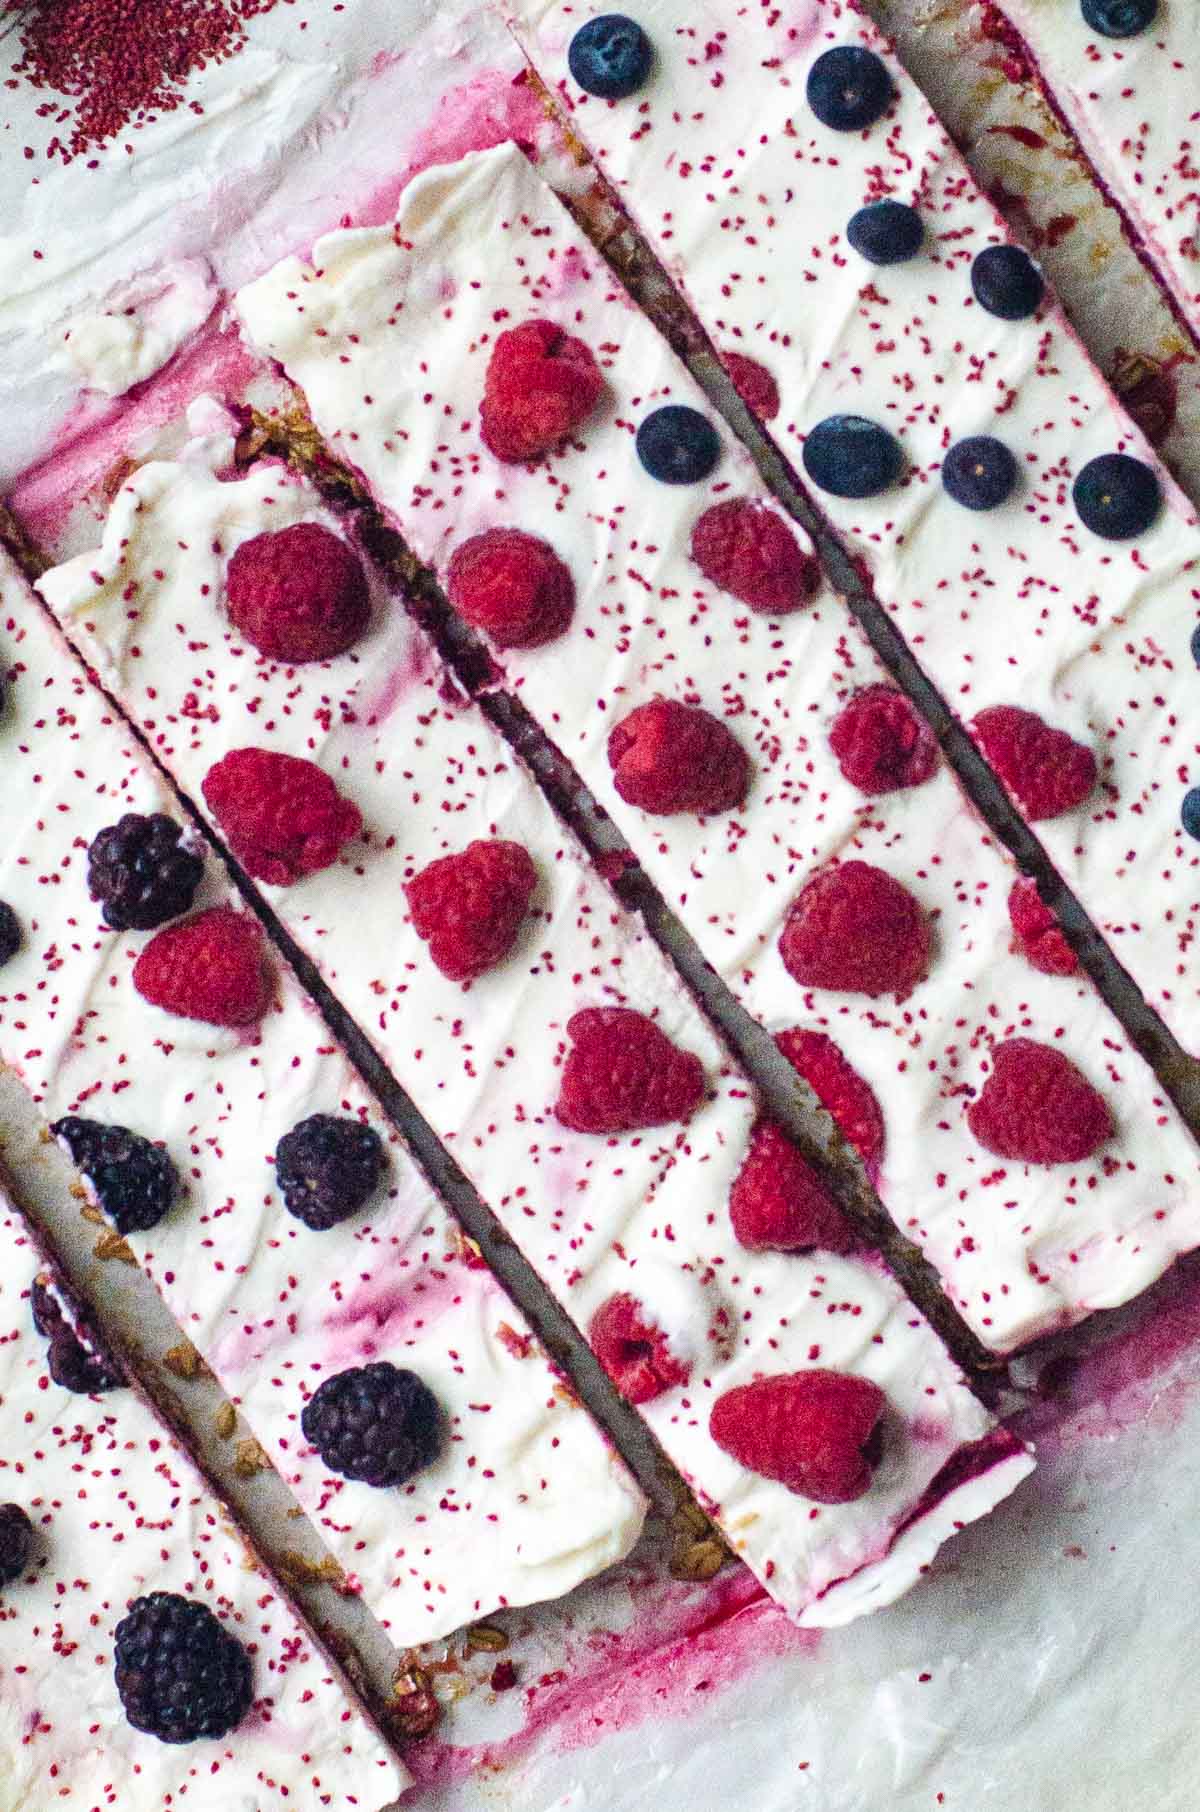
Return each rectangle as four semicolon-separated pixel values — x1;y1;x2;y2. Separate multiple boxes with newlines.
31;1274;124;1393
0;1503;34;1587
51;1117;179;1235
87;813;204;931
274;1114;386;1231
0;901;21;968
301;1362;441;1487
114;1591;252;1744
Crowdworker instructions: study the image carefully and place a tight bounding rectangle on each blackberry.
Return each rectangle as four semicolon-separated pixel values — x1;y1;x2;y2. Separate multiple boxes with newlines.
274;1114;386;1231
0;901;21;968
635;406;721;485
301;1362;441;1487
114;1591;252;1744
568;14;654;99
87;813;204;931
0;1503;34;1587
31;1273;123;1393
806;45;893;132
845;199;923;265
970;245;1044;321
941;436;1019;510
1072;452;1160;539
51;1116;179;1235
802;415;904;499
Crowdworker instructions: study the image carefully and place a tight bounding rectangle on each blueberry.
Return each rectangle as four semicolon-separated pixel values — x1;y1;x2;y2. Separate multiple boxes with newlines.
806;45;893;132
636;406;720;484
1072;452;1160;539
1081;0;1157;38
1182;789;1200;841
846;199;923;266
941;436;1019;510
568;14;654;99
0;901;20;968
1190;623;1200;668
971;244;1044;321
802;415;904;500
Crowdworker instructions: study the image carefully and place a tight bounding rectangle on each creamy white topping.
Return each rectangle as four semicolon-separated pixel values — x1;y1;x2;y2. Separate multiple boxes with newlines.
63;260;218;397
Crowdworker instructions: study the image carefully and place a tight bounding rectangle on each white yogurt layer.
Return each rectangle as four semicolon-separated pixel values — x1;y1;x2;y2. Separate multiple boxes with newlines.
63;259;218;398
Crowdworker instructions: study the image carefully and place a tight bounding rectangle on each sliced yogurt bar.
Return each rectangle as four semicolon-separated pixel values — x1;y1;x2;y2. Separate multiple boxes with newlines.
0;546;647;1643
32;412;1031;1627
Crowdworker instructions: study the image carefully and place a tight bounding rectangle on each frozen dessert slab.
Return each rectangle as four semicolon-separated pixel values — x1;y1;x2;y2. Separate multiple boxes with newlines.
0;1197;408;1810
0;547;646;1643
231;142;1200;1355
33;416;1031;1627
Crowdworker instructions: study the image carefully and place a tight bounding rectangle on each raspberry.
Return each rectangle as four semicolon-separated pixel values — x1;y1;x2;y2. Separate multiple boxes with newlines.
0;1504;34;1588
555;1007;706;1134
729;1120;858;1254
779;861;931;999
690;499;819;616
479;319;604;463
0;901;21;967
274;1114;386;1231
775;1028;886;1179
31;1275;124;1393
114;1592;252;1744
589;1292;690;1403
966;1037;1113;1166
709;1370;886;1503
133;905;273;1028
971;705;1097;821
301;1362;442;1487
607;698;750;816
446;529;575;648
829;685;939;795
1007;877;1078;976
722;351;781;420
87;813;204;931
225;522;370;664
51;1116;179;1236
405;839;537;982
201;748;362;886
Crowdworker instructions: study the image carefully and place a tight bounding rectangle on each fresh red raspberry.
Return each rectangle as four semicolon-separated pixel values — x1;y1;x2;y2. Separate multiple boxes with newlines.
607;698;750;817
555;1007;706;1134
589;1293;690;1403
775;1028;886;1180
690;499;819;616
970;705;1097;822
728;1120;858;1254
446;529;575;649
201;748;362;886
405;840;537;982
722;351;781;421
225;523;370;664
709;1370;886;1503
1007;877;1078;976
966;1037;1113;1166
779;861;931;999
479;319;604;463
829;685;939;795
133;906;273;1028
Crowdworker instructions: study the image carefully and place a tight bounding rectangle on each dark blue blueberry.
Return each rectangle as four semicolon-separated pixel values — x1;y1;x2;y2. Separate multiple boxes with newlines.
1081;0;1157;38
846;199;924;265
802;415;904;500
941;436;1019;510
568;14;654;99
806;46;893;132
1182;789;1200;841
1072;452;1161;539
635;406;720;484
1190;623;1200;668
971;244;1044;321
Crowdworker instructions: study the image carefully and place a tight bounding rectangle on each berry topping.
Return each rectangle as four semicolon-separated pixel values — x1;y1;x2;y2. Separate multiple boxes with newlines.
690;498;819;615
941;435;1019;510
806;45;894;132
226;522;370;664
1182;789;1200;840
32;1275;124;1393
709;1370;886;1503
133;905;273;1028
555;1006;706;1134
967;1038;1113;1166
51;1116;179;1236
1072;452;1161;539
775;1028;886;1177
802;415;904;499
114;1592;252;1745
0;901;20;968
729;1121;858;1255
723;351;781;420
567;13;654;98
480;319;604;463
779;861;931;999
301;1362;442;1487
275;1114;387;1231
405;839;538;982
607;698;750;816
1007;878;1078;976
971;705;1097;821
635;405;721;484
589;1292;690;1403
0;1504;34;1588
446;529;575;649
1081;0;1157;36
970;244;1044;320
846;198;924;265
201;748;362;886
829;685;939;795
87;813;204;931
